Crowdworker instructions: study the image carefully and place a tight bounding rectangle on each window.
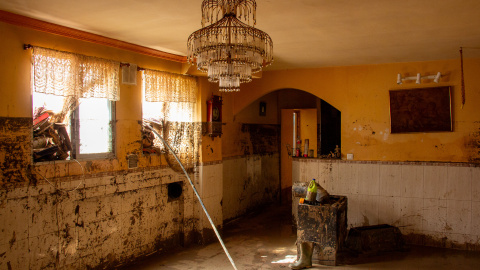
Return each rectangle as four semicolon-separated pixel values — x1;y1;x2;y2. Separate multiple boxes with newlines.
33;94;115;160
72;98;115;158
32;46;119;162
142;69;200;172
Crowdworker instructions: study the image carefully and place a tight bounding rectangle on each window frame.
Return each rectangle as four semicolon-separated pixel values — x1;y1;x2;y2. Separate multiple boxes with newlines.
69;99;116;160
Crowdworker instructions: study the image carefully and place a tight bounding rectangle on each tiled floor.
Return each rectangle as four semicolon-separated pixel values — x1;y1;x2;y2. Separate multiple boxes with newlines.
121;204;480;270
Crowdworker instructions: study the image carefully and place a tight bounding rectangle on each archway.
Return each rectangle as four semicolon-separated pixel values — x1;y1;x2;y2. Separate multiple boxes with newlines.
226;88;341;207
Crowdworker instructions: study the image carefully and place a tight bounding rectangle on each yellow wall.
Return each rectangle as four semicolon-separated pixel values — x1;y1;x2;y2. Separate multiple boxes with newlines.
0;21;206;177
0;21;211;268
231;59;480;163
3;20;480;166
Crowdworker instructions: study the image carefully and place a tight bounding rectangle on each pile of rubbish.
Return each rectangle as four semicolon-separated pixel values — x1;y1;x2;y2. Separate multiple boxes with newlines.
142;120;161;154
32;107;72;162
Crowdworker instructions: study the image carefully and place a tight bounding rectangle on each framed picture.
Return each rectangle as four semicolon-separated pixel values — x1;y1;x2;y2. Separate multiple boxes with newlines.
259;102;266;116
389;86;452;133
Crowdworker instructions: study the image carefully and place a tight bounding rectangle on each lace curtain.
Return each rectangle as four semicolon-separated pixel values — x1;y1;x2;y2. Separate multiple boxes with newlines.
33;46;120;100
32;47;120;123
143;69;200;172
144;69;197;103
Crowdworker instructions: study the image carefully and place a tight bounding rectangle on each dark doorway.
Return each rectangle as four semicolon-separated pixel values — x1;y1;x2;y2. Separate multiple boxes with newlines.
320;100;341;156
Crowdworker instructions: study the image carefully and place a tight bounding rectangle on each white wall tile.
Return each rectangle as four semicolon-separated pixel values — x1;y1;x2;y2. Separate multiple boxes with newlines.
27;195;56;237
203;195;223;226
379;165;405;197
401;165;424;198
423;165;448;199
2;198;29;244
337;162;355;195
446;166;472;201
215;165;224;199
357;194;379;226
299;160;306;183
378;196;397;226
317;161;336;192
27;235;54;269
423;198;447;233
379;164;403;197
398;197;424;232
343;193;379;228
346;194;362;227
201;163;223;199
472;167;480;202
471;201;480;236
446;200;472;235
356;163;380;196
305;160;319;183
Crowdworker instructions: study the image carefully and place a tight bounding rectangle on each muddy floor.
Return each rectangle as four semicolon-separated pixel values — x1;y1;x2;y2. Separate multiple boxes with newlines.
120;204;480;270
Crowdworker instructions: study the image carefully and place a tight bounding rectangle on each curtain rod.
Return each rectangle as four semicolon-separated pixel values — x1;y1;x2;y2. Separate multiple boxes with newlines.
24;43;194;77
118;63;144;71
24;44;121;65
139;67;196;78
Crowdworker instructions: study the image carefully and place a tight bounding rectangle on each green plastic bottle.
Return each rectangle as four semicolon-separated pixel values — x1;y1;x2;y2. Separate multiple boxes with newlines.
305;179;317;204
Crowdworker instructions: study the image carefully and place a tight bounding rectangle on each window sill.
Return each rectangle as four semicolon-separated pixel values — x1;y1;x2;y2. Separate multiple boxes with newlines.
33;154;116;165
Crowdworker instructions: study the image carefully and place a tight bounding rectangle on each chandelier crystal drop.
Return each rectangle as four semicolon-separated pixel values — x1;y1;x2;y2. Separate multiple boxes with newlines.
187;0;273;92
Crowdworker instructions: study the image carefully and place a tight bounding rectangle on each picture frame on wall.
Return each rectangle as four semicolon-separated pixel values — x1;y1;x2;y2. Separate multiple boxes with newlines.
389;86;452;133
259;102;266;116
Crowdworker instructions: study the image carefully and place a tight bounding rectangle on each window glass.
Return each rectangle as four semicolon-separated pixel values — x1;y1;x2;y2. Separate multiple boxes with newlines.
33;92;64;113
78;98;114;154
32;94;115;161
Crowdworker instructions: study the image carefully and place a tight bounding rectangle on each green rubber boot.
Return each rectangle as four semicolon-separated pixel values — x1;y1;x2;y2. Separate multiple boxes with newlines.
289;242;313;269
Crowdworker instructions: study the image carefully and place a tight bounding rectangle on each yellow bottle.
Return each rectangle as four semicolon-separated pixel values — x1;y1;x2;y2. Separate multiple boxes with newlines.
305;179;317;204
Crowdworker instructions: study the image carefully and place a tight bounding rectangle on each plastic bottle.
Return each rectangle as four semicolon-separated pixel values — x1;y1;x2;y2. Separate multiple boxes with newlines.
304;179;317;204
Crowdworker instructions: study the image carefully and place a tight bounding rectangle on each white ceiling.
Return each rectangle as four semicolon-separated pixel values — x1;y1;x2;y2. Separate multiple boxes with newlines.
1;0;480;70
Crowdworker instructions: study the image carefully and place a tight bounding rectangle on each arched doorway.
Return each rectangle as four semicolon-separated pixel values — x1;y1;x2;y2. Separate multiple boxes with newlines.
274;89;341;203
221;88;341;221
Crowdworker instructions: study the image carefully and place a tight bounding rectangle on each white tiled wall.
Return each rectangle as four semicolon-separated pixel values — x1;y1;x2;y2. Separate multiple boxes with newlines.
198;163;223;228
0;167;198;269
222;153;280;221
293;159;480;250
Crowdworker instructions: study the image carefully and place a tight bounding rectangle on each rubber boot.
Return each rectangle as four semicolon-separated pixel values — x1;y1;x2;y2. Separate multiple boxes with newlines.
289;242;313;269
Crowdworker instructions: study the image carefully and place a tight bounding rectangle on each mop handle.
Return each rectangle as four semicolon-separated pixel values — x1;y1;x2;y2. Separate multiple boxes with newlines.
147;125;238;270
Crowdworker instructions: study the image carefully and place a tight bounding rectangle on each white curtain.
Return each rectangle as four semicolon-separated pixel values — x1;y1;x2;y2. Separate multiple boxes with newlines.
32;46;120;101
143;69;200;172
144;69;197;103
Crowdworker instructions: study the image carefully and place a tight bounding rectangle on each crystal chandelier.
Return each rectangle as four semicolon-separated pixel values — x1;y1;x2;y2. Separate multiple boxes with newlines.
187;0;273;92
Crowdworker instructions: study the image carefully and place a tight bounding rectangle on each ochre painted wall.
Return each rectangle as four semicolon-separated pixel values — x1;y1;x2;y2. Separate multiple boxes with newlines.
0;21;217;269
0;21;187;174
0;21;220;175
231;59;480;163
